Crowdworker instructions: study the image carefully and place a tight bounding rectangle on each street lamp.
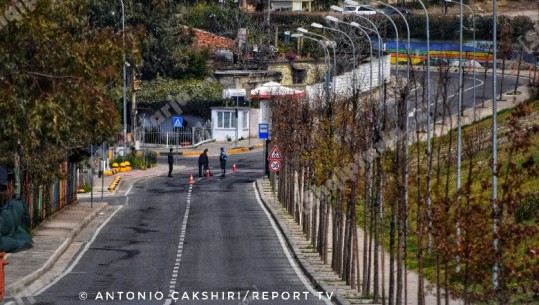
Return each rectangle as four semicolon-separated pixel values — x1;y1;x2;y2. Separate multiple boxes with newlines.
361;7;400;113
491;0;499;293
291;33;332;102
297;27;337;96
348;15;384;113
446;0;477;121
326;15;374;106
311;22;357;92
119;0;127;157
444;0;464;272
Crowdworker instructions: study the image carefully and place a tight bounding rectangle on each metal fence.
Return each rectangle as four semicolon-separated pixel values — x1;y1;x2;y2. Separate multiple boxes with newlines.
138;125;212;148
0;161;78;228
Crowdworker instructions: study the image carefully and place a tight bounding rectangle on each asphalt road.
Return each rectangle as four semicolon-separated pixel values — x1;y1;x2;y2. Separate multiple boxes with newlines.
30;152;330;305
388;69;528;128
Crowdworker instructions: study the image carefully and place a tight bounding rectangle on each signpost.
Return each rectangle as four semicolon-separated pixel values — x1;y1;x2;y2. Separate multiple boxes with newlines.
172;117;183;164
258;123;269;139
172;117;183;128
269;160;281;172
267;145;282;173
268;145;282;160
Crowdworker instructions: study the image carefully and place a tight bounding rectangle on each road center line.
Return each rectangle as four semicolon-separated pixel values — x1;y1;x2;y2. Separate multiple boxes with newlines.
164;184;193;305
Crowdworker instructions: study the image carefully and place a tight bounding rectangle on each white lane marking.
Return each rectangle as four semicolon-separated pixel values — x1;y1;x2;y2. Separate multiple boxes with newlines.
124;183;134;196
164;184;193;305
447;78;484;100
409;78;485;116
253;182;332;305
34;206;124;296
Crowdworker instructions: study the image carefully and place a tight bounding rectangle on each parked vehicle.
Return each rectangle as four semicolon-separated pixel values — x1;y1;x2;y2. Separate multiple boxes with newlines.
430;58;449;66
450;59;483;68
384;7;412;16
343;5;378;15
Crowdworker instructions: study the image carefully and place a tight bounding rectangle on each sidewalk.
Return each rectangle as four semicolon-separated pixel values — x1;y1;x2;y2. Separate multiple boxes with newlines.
3;163;178;300
155;138;265;157
4;200;108;298
255;178;461;305
255;179;372;305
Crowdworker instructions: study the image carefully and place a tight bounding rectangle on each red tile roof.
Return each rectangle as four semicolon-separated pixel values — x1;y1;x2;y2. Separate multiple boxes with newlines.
187;27;236;53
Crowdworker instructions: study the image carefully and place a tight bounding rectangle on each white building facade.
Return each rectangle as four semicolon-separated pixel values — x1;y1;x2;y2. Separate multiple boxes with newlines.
210;107;251;141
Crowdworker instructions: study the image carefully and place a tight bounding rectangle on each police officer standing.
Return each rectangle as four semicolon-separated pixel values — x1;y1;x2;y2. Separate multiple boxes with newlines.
198;149;209;177
167;148;174;177
219;147;227;177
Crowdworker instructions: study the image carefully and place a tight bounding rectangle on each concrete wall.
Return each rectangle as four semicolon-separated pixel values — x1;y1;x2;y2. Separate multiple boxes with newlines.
214;70;282;92
306;55;391;100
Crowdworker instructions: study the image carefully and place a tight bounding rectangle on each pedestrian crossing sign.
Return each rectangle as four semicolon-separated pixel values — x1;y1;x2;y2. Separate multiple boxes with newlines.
173;116;183;128
268;145;282;160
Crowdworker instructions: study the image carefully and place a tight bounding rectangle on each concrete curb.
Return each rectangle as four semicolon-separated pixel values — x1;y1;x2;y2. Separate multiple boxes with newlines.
6;203;109;297
254;179;349;305
228;147;250;154
179;144;263;156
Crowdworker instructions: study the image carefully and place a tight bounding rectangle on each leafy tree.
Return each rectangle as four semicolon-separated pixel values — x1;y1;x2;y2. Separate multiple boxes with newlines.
0;0;123;190
135;76;222;105
183;3;255;40
89;0;210;80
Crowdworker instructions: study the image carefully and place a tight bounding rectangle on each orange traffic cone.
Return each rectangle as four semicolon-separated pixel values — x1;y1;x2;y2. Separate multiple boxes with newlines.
189;173;194;184
233;164;237;173
206;169;210;178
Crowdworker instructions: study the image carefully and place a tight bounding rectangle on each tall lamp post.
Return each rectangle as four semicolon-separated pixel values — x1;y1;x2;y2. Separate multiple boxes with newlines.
311;22;357;91
363;7;400;113
491;0;499;295
325;15;374;108
443;0;465;272
297;27;337;96
291;33;331;104
119;0;127;157
349;16;384;116
369;2;413;303
446;0;477;120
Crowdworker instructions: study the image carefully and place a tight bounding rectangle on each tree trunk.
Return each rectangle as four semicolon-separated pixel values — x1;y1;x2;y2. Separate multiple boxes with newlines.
14;151;21;199
499;58;506;101
513;46;523;95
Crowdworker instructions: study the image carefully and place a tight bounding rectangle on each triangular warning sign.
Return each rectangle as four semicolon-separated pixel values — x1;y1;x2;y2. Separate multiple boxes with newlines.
268;145;282;160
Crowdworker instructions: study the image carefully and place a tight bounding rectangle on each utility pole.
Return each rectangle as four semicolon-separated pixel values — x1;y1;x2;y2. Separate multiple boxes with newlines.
131;69;137;144
131;69;140;145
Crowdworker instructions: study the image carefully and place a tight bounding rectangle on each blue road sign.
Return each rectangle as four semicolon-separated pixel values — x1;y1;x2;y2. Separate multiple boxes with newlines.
259;123;269;139
173;117;183;128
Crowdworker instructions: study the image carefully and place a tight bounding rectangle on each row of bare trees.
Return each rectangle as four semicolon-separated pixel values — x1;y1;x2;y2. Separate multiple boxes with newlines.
266;49;539;304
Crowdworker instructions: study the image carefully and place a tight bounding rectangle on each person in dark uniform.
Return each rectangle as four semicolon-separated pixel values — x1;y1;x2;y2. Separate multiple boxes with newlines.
198;149;209;177
219;147;227;177
167;148;174;177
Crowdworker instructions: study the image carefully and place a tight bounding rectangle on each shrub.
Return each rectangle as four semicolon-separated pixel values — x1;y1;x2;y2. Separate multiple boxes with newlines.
516;195;539;223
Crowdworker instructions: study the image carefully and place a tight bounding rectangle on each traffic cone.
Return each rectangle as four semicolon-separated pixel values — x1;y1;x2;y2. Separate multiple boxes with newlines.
233;164;237;173
206;169;210;178
189;173;194;184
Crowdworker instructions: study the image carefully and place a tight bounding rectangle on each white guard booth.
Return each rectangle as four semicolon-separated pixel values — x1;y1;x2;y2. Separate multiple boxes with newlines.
211;89;250;141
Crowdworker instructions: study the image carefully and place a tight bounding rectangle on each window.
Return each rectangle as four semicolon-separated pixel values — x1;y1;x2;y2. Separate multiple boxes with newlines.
217;111;236;129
